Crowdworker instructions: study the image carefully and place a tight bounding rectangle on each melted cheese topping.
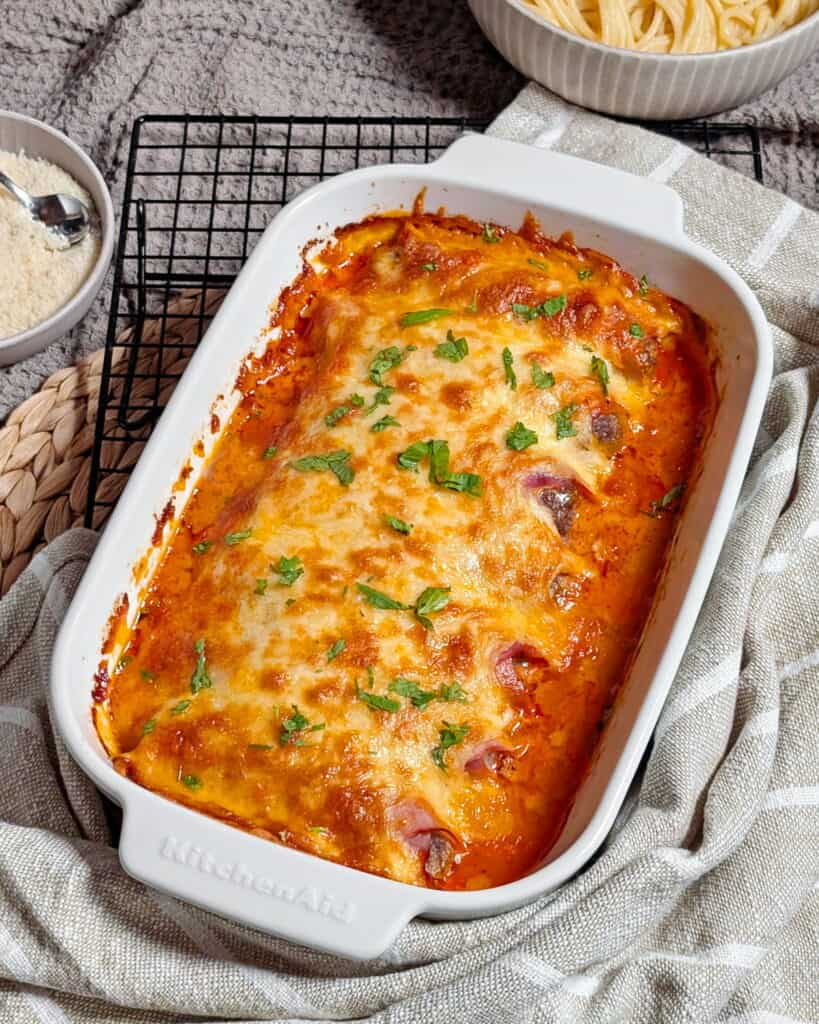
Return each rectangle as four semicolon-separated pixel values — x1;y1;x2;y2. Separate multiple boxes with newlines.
96;207;716;891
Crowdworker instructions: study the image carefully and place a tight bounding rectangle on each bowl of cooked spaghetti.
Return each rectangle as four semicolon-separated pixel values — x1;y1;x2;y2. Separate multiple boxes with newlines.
468;0;819;118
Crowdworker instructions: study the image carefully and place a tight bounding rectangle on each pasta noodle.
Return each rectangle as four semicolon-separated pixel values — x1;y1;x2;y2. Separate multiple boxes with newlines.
524;0;818;51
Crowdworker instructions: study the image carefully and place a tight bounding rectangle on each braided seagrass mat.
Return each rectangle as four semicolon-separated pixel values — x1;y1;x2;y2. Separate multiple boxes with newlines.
0;289;225;596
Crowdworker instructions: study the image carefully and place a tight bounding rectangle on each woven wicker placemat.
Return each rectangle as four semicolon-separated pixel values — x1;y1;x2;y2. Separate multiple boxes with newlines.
0;289;225;596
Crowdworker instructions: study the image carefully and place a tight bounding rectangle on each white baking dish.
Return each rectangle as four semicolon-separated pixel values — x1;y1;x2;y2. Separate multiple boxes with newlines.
50;134;771;960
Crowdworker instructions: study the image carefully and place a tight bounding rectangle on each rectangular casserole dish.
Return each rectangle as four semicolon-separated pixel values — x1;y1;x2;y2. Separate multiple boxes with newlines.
50;134;771;960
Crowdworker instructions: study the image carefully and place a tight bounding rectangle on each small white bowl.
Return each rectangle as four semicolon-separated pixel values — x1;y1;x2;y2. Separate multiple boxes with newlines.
0;111;114;366
468;0;819;120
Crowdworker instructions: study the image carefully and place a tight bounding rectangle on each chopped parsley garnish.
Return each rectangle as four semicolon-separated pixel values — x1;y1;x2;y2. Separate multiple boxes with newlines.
553;403;579;440
432;722;470;770
248;743;274;750
413;586;451;630
577;268;593;280
363;386;395;415
512;295;567;321
225;528;252;545
192;540;213;555
356;684;401;713
532;363;555;389
397;440;431;472
506;422;538;451
399;309;452;328
481;223;500;243
368;344;416;384
647;483;686;518
190;638;213;694
290;450;354;486
389;677;438;708
590;355;609;395
434;330;469;362
527;258;549;272
630;323;645;338
142;719;156;735
396;439;482;496
422;262;437;271
371;414;400;432
326;638;346;662
356;582;451;629
254;578;269;595
181;774;202;791
171;699;192;716
384;514;413;535
638;274;649;295
356;583;408;611
279;705;325;746
273;555;303;587
140;668;156;682
466;291;479;314
502;347;517;390
438;682;468;703
262;446;278;459
325;395;364;428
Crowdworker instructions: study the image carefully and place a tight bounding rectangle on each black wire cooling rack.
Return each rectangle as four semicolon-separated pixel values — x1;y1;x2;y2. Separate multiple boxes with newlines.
84;115;765;527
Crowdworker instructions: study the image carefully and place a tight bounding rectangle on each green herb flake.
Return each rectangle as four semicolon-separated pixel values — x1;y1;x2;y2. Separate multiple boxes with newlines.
466;290;479;314
171;699;192;716
262;446;278;459
309;825;330;835
181;774;202;791
397;440;431;472
356;684;401;714
363;386;395;415
369;345;415;383
502;347;517;390
225;528;252;546
590;355;609;395
190;638;213;695
248;743;274;750
290;450;354;486
279;705;325;746
442;472;483;497
638;274;649;295
513;295;567;322
140;668;156;682
527;258;549;272
142;719;157;735
438;682;468;703
325;403;355;428
577;268;593;280
630;323;645;338
553;403;579;440
384;514;412;535
356;582;409;611
254;578;269;595
506;421;538;452
647;483;686;518
274;555;303;587
389;677;438;709
434;330;469;363
413;586;451;630
531;363;555;389
398;309;452;329
542;294;568;316
421;262;437;272
371;415;400;433
432;721;470;770
192;540;213;555
481;223;500;244
428;439;451;485
326;638;346;662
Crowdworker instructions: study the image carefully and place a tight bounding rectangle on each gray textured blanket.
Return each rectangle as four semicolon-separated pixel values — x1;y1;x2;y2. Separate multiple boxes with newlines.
0;0;818;419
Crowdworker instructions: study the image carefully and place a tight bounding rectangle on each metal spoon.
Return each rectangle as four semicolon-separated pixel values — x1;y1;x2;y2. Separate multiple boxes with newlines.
0;170;90;246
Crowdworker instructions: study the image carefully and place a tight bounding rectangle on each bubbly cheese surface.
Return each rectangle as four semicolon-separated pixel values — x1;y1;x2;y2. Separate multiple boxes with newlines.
95;204;716;890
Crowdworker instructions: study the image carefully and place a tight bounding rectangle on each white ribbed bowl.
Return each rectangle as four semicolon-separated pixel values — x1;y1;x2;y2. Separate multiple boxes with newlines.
0;111;114;365
468;0;819;119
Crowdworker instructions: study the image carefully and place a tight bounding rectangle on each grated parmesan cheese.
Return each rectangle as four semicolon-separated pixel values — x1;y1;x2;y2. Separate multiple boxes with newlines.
0;149;101;340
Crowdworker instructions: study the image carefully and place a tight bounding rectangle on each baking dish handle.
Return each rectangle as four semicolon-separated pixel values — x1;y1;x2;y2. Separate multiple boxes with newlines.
119;797;425;960
432;134;685;239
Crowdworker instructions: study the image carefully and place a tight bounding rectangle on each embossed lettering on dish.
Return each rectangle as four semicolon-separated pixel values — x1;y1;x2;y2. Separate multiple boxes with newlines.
160;835;357;924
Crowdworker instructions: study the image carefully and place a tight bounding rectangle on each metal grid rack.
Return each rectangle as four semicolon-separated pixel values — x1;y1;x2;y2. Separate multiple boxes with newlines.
85;115;765;527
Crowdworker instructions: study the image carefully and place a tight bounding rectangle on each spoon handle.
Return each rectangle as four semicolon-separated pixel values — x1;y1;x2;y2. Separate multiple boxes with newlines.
0;171;34;211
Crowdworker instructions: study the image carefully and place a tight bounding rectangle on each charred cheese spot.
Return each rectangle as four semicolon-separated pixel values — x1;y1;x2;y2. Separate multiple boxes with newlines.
96;206;716;891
